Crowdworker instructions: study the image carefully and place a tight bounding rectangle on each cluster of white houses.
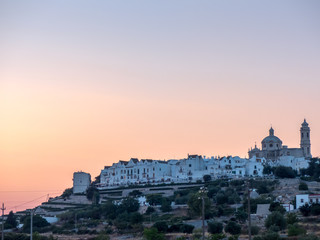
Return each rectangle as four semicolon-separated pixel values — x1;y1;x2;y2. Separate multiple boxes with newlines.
73;119;312;191
97;154;309;188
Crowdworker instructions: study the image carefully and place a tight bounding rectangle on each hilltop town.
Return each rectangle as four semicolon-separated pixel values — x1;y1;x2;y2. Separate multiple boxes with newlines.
2;120;320;240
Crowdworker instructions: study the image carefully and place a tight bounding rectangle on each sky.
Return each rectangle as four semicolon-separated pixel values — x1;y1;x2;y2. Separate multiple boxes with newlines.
1;0;320;213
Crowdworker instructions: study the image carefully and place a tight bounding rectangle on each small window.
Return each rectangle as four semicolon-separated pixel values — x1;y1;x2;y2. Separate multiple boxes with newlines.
307;133;309;138
269;144;273;148
301;132;304;138
301;199;304;203
189;164;192;167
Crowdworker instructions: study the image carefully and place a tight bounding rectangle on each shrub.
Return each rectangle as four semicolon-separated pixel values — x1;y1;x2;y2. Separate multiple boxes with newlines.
180;224;194;234
265;211;286;231
143;228;165;240
299;203;311;216
274;166;295;178
160;198;172;212
288;223;306;236
208;221;223;234
224;221;241;235
145;206;155;215
311;203;320;215
203;175;212;182
153;221;168;233
299;182;308;190
251;226;260;235
286;212;298;224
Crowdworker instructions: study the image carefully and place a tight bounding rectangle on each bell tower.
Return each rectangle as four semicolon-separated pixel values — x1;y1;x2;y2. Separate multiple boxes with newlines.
300;119;312;158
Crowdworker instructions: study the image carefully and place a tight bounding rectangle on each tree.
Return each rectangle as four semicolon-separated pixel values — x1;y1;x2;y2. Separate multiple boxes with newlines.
61;188;73;198
251;226;260;235
263;165;274;175
286;212;298;225
130;212;143;224
311;203;320;215
187;192;211;216
288;223;306;236
119;197;140;213
180;224;194;234
22;215;50;232
274;166;295;178
153;221;168;233
145;206;155;215
224;221;241;235
299;182;308;190
146;194;163;206
203;175;212;182
235;210;248;223
160;198;172;212
143;227;165;240
265;211;287;231
5;211;17;229
299;203;311;216
129;190;143;197
86;186;100;204
269;202;286;214
208;221;223;234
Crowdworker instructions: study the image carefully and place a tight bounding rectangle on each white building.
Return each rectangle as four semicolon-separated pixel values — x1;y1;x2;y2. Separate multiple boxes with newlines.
98;154;270;189
73;171;91;194
296;194;320;209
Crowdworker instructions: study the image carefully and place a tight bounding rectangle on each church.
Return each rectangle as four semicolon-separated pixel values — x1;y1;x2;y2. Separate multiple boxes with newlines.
248;119;312;161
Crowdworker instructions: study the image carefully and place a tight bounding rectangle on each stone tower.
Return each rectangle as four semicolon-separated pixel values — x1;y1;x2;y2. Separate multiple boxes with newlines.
300;119;312;158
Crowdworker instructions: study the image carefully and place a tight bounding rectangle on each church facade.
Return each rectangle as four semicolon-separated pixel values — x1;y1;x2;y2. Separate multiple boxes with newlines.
248;119;312;161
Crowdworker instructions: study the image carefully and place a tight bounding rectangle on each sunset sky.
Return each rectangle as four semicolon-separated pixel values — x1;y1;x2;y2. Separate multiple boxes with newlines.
1;0;320;213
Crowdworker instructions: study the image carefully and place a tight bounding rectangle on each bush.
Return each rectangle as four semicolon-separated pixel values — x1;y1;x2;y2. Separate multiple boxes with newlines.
224;221;241;235
299;182;308;190
269;202;286;214
143;227;165;240
311;203;320;215
251;226;260;235
288;223;306;236
203;175;212;182
265;211;286;231
145;206;155;215
153;221;168;233
299;203;311;216
146;194;163;206
180;224;194;234
274;166;295;178
160;198;172;212
208;221;223;234
286;212;298;224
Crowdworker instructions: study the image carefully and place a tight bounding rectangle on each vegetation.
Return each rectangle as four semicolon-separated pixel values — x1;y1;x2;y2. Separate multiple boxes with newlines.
299;182;309;190
224;221;241;235
265;211;287;231
5;211;17;229
274;166;296;178
208;221;223;234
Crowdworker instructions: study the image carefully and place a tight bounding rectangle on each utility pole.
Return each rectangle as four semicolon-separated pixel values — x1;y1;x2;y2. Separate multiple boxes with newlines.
202;196;205;240
247;180;252;240
30;209;34;240
1;203;6;240
198;186;207;240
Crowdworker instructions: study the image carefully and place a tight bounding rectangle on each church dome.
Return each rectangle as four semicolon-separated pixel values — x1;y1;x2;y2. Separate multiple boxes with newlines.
261;127;282;150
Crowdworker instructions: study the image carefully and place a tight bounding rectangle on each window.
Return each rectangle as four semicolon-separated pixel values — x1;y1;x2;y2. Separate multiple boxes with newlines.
189;164;192;167
301;132;304;138
307;133;309;138
269;144;273;148
301;199;304;203
254;165;257;169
